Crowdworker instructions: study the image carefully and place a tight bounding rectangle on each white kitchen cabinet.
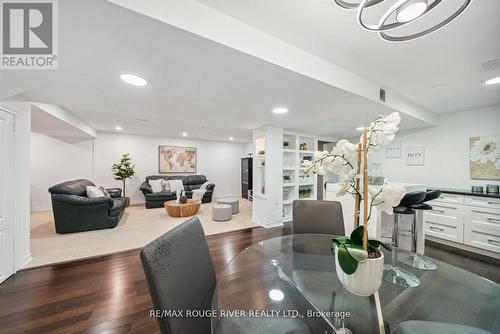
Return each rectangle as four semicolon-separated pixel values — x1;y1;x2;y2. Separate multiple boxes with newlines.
464;205;500;253
424;191;500;255
424;196;464;243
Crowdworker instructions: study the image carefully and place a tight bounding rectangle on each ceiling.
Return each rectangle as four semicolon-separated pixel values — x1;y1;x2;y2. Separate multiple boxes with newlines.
198;0;500;114
0;0;431;142
1;0;497;142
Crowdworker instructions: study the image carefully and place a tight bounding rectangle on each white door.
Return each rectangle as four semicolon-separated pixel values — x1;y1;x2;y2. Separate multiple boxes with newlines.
0;108;15;284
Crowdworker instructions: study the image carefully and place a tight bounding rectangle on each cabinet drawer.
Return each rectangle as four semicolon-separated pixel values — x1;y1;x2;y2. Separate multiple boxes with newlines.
464;206;500;253
424;215;463;243
466;206;500;227
465;195;500;209
464;223;500;253
432;193;464;205
425;202;462;219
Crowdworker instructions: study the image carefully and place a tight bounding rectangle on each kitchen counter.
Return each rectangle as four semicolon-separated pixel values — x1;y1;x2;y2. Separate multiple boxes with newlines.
427;187;500;199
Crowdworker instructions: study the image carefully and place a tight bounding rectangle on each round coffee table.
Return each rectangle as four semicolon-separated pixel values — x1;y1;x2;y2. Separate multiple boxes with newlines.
164;199;201;217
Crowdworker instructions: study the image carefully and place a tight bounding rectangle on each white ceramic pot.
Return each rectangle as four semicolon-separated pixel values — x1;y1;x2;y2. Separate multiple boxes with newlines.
335;249;384;296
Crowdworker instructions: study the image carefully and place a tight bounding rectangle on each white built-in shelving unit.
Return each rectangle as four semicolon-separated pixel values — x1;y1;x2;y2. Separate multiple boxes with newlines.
282;132;318;222
252;127;317;227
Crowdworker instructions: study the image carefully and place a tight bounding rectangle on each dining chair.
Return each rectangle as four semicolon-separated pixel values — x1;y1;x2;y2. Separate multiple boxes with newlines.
141;217;312;334
391;320;493;334
141;217;216;334
292;200;345;235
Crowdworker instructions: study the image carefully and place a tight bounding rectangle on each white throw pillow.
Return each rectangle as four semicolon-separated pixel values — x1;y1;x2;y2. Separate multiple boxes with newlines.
168;179;184;192
86;186;105;198
163;179;171;192
149;179;165;193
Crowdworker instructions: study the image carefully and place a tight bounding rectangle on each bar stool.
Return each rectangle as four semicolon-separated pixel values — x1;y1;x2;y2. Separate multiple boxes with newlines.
399;190;441;271
383;191;426;288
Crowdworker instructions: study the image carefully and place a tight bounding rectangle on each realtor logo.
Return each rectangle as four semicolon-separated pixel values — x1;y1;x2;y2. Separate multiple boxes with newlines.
1;0;58;69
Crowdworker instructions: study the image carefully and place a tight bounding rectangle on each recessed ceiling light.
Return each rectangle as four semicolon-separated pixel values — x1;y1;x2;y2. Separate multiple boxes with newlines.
356;126;365;131
485;76;500;85
115;126;122;131
229;137;234;141
120;73;147;86
268;289;284;302
181;132;188;137
272;107;288;114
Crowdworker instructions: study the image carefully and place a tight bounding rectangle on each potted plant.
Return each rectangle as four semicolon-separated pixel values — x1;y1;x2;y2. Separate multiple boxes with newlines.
283;140;290;148
283;174;292;183
303;112;405;296
111;153;136;206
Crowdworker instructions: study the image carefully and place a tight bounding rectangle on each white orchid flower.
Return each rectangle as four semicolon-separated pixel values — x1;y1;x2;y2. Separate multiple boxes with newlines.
371;185;405;215
336;170;357;196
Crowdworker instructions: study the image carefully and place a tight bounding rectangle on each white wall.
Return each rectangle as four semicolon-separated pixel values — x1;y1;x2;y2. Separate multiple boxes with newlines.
30;132;93;211
30;131;246;210
373;106;500;189
244;142;253;156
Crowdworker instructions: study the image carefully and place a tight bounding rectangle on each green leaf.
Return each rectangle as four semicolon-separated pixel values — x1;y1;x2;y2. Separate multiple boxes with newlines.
333;236;350;244
350;226;364;246
345;244;368;263
368;239;392;251
337;244;358;275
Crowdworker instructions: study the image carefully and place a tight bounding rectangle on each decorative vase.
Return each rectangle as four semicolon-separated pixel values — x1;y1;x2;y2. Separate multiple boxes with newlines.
179;194;188;204
335;248;384;296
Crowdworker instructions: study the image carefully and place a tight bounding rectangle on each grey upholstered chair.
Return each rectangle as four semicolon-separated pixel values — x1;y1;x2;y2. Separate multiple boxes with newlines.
141;217;216;334
392;321;493;334
141;217;312;334
292;200;345;236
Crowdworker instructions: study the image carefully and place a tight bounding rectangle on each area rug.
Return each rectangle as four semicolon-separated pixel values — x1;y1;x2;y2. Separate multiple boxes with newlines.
26;199;257;269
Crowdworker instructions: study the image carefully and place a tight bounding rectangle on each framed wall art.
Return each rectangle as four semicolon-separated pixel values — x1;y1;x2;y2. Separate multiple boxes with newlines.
470;135;499;180
159;146;197;173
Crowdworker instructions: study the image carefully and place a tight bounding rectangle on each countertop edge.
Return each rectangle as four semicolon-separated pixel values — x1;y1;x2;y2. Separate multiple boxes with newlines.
427;187;500;199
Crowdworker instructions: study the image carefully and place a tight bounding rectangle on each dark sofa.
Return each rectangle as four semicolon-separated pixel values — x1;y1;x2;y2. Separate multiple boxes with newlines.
48;179;127;234
140;175;215;209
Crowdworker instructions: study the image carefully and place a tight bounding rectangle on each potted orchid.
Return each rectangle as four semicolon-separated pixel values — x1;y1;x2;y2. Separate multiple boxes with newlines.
303;112;405;296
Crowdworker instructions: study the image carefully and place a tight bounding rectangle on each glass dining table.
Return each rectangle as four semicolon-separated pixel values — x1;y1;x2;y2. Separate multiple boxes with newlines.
211;234;500;334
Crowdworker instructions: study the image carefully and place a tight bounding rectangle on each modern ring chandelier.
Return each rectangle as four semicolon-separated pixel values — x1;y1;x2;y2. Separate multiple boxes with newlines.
332;0;472;42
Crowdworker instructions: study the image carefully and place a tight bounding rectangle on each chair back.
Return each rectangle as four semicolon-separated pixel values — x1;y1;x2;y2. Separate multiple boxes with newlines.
292;200;345;235
140;218;215;334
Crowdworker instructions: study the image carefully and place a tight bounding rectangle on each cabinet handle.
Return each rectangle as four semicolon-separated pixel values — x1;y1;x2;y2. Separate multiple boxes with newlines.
487;201;499;205
487;218;500;223
429;226;444;232
487;239;500;245
431;209;445;214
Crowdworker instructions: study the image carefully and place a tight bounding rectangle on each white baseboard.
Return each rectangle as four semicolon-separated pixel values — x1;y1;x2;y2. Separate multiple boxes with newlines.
252;219;283;229
16;253;33;270
31;206;52;212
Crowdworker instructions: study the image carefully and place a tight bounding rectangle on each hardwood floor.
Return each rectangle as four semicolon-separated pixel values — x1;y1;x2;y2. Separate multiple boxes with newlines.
0;226;289;334
0;225;498;334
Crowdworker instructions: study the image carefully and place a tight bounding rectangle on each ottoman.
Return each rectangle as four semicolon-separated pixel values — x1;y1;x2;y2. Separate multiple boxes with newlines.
217;198;239;214
213;204;232;222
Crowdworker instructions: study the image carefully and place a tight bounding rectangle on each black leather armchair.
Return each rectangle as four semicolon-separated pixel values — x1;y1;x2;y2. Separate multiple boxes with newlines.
48;179;126;234
140;175;215;209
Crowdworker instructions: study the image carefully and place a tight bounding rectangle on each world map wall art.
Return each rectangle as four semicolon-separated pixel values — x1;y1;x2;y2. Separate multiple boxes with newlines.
159;146;197;173
470;135;500;180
